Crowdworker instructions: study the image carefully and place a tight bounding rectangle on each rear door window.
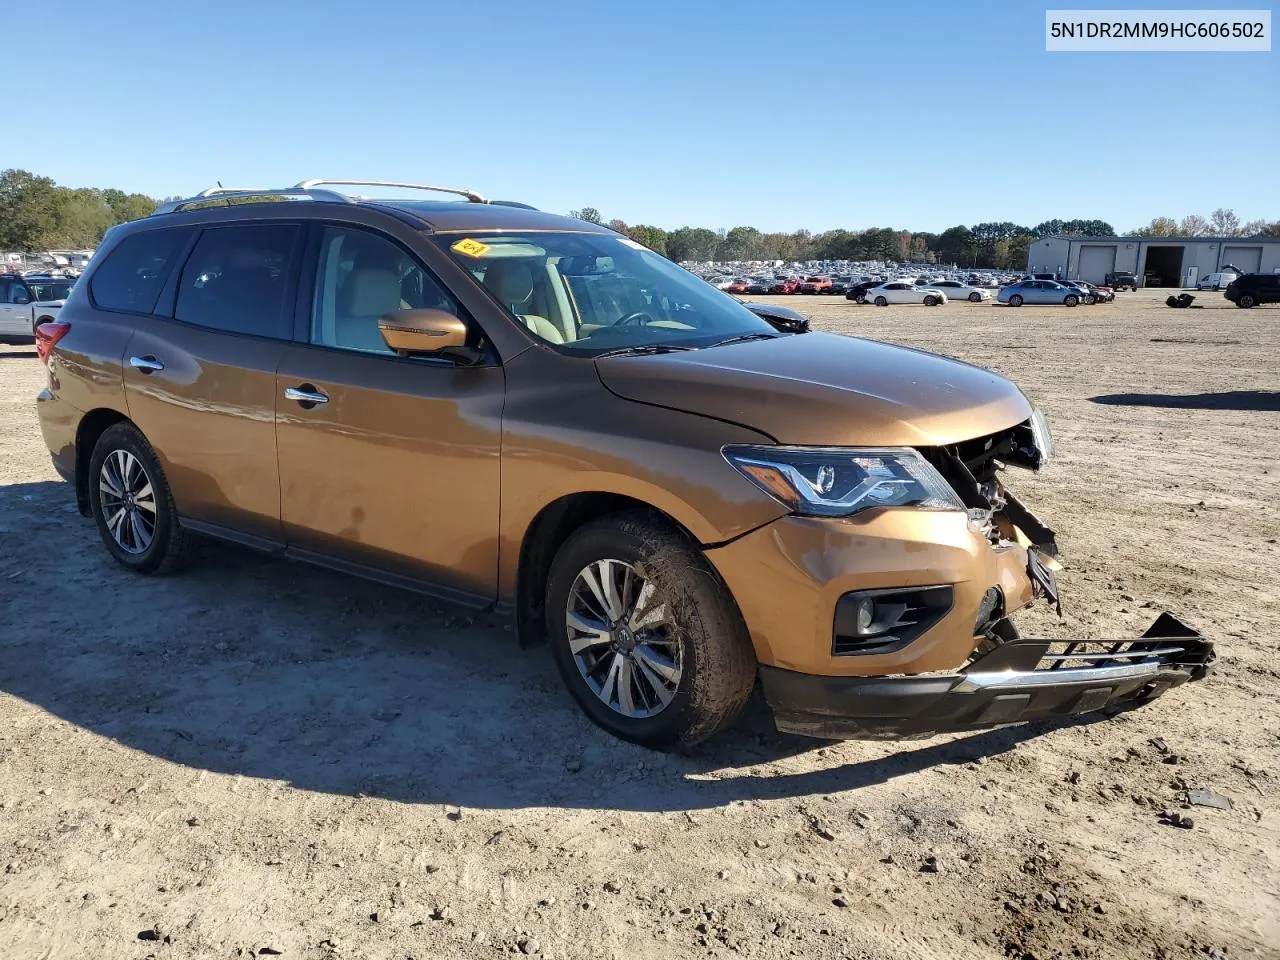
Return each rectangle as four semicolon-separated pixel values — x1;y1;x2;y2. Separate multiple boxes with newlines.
175;224;300;338
89;228;191;315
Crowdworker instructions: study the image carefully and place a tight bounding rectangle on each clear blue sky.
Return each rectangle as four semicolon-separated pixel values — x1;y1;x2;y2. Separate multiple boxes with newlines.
12;0;1277;233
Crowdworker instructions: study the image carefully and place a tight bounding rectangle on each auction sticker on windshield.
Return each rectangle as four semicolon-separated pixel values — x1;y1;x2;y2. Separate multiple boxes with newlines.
451;238;491;258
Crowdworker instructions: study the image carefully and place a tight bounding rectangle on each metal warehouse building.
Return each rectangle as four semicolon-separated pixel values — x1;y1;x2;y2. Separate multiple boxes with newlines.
1028;235;1280;287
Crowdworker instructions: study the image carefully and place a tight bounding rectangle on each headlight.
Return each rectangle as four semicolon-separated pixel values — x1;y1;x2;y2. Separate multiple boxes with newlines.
723;446;965;517
1029;407;1055;462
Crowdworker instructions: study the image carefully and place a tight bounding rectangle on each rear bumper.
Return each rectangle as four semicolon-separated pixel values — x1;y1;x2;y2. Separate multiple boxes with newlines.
759;613;1215;739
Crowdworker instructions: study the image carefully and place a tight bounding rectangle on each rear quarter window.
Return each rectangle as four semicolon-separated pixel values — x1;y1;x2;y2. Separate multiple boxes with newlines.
89;228;191;315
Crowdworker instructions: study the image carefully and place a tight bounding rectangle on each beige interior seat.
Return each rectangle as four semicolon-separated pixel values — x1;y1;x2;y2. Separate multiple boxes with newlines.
337;267;402;352
481;260;565;344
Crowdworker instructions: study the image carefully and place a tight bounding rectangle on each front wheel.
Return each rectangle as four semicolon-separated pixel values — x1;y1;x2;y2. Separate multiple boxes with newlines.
1008;295;1023;307
922;295;938;306
874;296;888;307
546;512;757;750
968;292;982;302
1084;294;1097;305
88;422;191;574
1238;294;1256;308
1064;294;1080;307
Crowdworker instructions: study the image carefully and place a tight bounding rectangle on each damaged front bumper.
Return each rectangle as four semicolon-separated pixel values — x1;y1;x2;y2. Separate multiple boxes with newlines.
760;612;1216;740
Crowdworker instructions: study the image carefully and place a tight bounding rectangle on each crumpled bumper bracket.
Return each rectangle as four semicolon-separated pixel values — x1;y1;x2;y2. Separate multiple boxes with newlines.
760;613;1216;740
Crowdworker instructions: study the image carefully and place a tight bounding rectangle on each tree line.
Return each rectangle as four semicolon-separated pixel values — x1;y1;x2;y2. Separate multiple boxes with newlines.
0;169;163;250
573;207;1117;268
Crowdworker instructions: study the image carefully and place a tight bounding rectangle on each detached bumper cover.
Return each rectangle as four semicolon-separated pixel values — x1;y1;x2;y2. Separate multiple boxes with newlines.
760;613;1215;739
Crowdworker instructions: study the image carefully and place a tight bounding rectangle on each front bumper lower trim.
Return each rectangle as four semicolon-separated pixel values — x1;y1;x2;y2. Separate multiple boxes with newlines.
760;612;1216;740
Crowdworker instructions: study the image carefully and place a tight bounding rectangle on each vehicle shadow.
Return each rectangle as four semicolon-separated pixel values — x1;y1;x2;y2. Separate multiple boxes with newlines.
0;478;1095;813
1089;390;1280;412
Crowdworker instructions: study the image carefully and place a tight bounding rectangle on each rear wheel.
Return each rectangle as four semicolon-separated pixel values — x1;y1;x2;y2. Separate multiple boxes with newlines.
546;512;757;750
1064;294;1079;307
968;292;982;302
88;422;191;574
1008;295;1024;307
874;296;888;307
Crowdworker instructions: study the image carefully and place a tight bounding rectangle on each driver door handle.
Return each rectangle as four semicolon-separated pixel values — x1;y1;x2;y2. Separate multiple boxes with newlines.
129;355;165;373
285;385;329;405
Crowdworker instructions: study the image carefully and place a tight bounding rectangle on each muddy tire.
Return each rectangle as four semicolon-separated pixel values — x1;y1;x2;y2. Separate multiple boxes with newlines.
874;296;888;307
546;511;757;750
88;422;192;574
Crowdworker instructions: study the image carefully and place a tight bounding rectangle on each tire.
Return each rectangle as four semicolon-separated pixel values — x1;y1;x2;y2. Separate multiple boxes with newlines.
968;292;982;302
1064;295;1079;307
854;294;866;304
88;422;192;574
1238;294;1255;308
1084;294;1097;305
874;296;888;307
1008;295;1023;307
545;511;757;750
923;295;938;306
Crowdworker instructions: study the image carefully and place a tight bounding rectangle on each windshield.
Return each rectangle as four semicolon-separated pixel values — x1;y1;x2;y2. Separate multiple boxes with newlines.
27;280;74;300
435;232;776;355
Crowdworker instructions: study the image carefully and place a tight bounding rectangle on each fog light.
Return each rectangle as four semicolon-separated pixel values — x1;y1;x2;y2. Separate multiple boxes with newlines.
853;597;876;635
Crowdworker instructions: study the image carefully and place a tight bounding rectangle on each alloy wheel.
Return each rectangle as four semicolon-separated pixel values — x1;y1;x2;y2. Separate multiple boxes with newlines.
565;558;682;718
99;449;157;554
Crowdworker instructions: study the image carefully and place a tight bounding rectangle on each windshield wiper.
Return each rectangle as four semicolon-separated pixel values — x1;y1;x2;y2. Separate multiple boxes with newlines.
707;332;779;348
593;344;697;359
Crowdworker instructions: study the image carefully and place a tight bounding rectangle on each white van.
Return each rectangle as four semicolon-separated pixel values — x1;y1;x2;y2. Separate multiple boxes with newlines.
1198;271;1239;291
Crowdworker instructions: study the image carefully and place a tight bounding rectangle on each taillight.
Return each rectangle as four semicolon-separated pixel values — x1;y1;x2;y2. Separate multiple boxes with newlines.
34;321;71;365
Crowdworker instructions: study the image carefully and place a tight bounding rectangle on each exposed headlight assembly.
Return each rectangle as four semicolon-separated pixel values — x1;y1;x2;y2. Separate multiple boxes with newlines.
723;446;965;517
1029;407;1055;463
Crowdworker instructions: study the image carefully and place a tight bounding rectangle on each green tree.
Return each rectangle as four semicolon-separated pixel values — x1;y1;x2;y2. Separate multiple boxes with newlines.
569;206;603;224
934;225;975;265
0;169;62;250
1130;217;1179;237
665;226;719;262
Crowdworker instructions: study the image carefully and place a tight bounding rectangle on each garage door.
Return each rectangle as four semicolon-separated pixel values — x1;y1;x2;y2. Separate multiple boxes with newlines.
1077;245;1117;283
1221;246;1262;273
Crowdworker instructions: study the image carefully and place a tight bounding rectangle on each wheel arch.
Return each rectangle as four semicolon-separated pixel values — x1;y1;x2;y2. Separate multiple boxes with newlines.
513;492;703;648
74;408;133;515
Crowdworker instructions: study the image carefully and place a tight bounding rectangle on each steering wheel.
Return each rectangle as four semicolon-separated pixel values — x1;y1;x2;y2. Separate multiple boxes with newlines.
615;311;655;327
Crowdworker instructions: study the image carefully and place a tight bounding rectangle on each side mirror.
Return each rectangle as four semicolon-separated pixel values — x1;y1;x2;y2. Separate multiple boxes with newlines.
378;308;477;362
12;294;30;305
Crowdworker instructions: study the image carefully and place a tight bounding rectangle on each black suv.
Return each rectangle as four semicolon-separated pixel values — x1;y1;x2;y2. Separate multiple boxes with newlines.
1224;273;1280;309
1104;271;1138;291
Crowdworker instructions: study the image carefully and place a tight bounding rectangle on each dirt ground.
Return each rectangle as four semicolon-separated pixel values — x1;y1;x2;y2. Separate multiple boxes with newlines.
1;289;1277;960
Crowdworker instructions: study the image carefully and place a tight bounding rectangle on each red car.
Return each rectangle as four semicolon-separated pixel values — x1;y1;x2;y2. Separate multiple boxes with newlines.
797;276;832;294
726;278;751;294
769;277;800;294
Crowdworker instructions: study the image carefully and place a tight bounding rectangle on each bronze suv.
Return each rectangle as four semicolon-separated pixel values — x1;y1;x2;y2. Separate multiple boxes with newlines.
34;180;1213;748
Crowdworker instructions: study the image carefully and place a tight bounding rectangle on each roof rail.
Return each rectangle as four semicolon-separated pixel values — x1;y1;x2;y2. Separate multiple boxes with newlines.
154;185;354;215
296;179;488;203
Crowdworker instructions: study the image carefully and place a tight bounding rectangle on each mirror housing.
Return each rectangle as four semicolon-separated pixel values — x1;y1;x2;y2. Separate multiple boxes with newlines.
378;308;474;361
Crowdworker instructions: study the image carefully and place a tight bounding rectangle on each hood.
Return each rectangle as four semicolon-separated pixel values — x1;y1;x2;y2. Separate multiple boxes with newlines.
595;332;1032;446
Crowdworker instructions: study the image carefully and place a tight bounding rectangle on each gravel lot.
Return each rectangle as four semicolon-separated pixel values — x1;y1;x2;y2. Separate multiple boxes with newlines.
1;289;1277;960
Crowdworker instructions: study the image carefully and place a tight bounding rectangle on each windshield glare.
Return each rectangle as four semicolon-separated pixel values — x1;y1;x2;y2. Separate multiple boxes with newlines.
437;232;776;354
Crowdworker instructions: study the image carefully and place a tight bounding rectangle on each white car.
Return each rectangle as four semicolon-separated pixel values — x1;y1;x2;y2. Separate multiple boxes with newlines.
1197;271;1239;291
865;280;948;306
0;273;73;342
926;280;992;302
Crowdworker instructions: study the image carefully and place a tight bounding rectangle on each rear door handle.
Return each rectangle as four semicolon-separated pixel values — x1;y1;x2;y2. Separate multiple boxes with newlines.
284;385;329;405
129;355;164;373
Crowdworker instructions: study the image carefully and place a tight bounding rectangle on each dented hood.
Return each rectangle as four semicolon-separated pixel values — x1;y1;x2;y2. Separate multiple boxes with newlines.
595;332;1032;446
